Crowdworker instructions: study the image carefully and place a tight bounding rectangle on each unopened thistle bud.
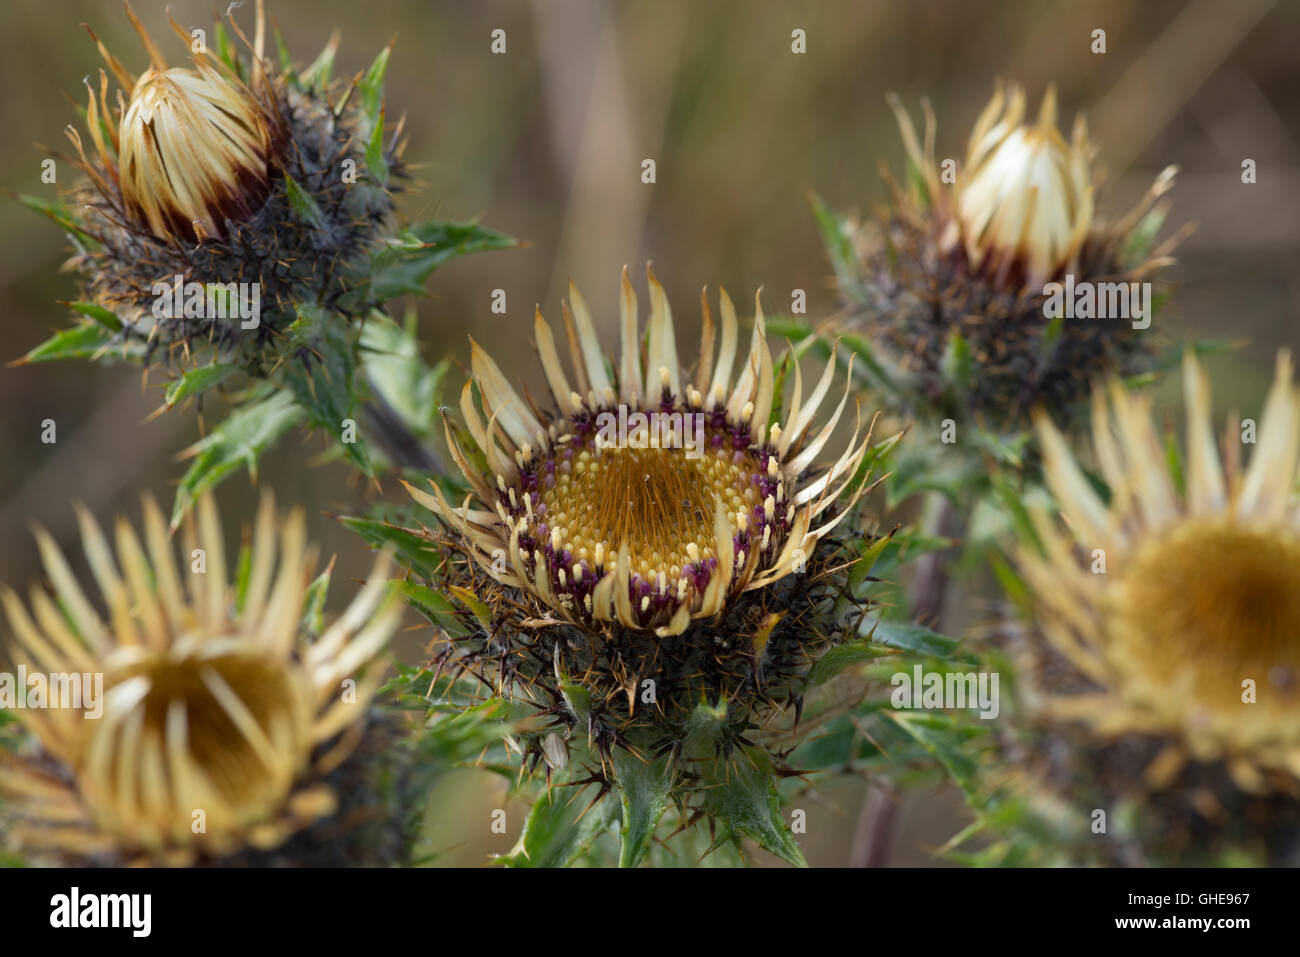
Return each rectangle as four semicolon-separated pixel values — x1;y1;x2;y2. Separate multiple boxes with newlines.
118;61;272;242
951;87;1092;289
828;80;1179;424
51;1;404;378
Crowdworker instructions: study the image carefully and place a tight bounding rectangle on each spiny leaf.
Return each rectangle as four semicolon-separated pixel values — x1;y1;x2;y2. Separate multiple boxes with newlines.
301;563;333;636
18;323;119;363
284;174;329;232
358;43;392;138
610;750;674;868
808;191;857;290
941;330;973;397
300;34;338;90
365;109;389;187
702;749;806;868
858;617;971;661
66;301;122;332
285;304;371;474
447;585;492;630
339;515;442;580
360;311;446;438
172;389;304;527
164;363;237;408
370;220;520;301
16;193;95;243
496;782;618;868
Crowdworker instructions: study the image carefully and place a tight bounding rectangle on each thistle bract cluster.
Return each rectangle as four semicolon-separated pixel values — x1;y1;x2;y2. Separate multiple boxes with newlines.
64;2;401;376
981;353;1300;865
0;494;415;867
824;81;1179;425
399;268;895;863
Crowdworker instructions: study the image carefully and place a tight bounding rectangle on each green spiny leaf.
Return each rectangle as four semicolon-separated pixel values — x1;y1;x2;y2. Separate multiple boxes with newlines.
172;388;305;527
610;750;674;868
19;323;119;363
339;515;442;580
808;191;857;290
284;174;329;232
286;304;370;474
66;301;122;332
164;363;237;408
370;220;520;301
702;749;806;867
497;783;618;868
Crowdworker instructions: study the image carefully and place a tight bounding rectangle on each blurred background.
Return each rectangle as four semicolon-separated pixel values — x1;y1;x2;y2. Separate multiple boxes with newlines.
1;0;1297;865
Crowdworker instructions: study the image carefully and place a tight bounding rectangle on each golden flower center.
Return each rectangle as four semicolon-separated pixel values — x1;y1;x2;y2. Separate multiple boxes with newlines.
1112;521;1300;713
80;650;309;844
541;443;760;581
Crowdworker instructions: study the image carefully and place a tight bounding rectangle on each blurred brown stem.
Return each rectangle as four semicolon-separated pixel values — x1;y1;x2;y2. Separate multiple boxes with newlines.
909;492;965;632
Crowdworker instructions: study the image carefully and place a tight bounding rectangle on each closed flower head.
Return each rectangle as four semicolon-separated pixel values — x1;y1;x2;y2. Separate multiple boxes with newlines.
952;86;1092;289
834;80;1180;423
119;59;272;242
53;0;403;377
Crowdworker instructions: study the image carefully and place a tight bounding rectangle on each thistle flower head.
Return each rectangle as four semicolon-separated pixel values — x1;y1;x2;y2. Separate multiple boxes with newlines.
1021;351;1300;794
834;80;1179;423
118;59;272;242
408;265;874;638
55;0;403;376
0;493;401;865
952;86;1093;289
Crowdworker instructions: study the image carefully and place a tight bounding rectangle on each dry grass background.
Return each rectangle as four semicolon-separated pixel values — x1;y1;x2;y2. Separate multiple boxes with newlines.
1;0;1297;865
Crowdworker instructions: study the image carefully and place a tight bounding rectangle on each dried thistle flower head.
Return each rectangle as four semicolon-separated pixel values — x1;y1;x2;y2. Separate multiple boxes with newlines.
831;80;1180;424
0;493;404;866
57;0;403;376
1025;351;1300;787
118;59;272;242
408;265;874;638
951;86;1092;289
996;352;1300;863
400;267;893;864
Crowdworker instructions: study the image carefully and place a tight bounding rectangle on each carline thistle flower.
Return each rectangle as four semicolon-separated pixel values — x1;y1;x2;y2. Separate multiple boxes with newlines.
58;0;402;375
836;81;1180;423
1000;353;1300;863
0;493;405;866
401;267;889;862
408;266;874;639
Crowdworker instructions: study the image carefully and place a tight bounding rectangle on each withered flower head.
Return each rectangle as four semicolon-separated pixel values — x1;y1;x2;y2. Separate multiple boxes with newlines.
998;352;1300;864
835;80;1179;423
400;268;891;855
0;493;405;866
118;59;272;242
409;265;874;638
55;0;402;375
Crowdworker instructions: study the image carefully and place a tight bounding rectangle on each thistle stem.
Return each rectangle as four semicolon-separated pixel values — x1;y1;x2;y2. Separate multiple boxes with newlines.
909;491;965;630
359;388;441;474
